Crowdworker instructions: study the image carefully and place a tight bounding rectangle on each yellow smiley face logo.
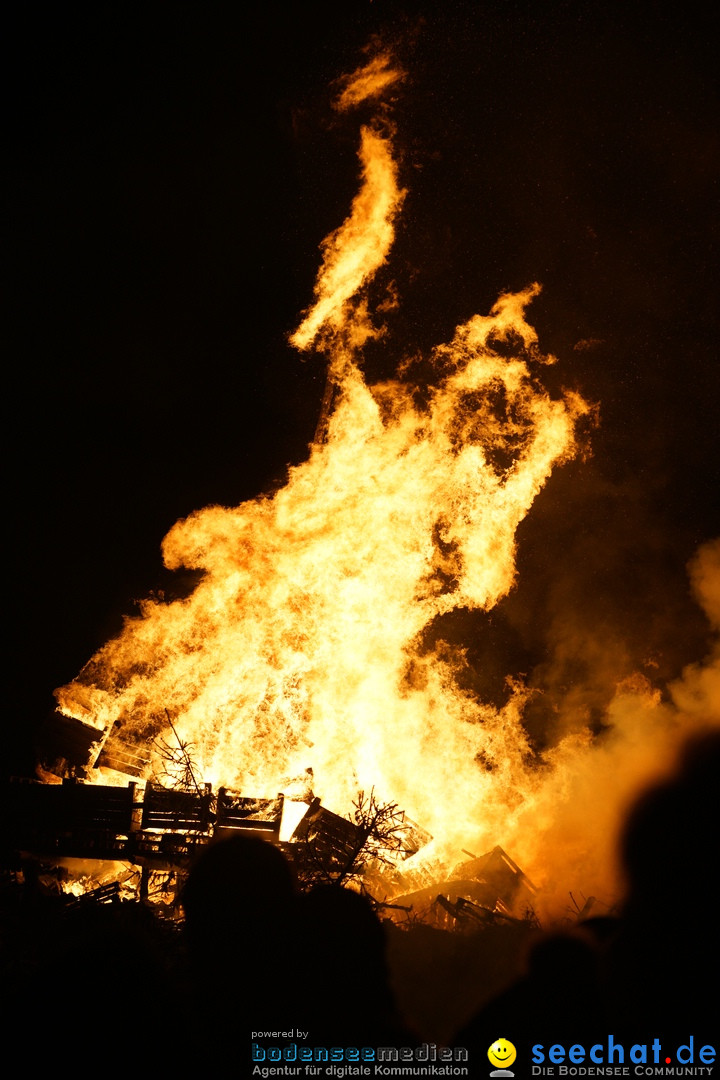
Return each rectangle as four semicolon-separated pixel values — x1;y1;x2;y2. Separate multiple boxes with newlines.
488;1039;517;1069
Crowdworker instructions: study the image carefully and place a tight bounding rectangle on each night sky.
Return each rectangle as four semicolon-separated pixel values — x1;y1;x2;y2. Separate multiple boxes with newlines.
5;2;718;779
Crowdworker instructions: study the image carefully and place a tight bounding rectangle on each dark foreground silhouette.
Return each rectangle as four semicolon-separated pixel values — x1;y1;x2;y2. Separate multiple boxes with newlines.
453;727;720;1051
179;833;416;1063
2;727;717;1064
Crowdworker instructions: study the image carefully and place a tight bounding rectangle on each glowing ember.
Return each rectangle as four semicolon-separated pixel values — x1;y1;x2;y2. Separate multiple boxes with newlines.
51;49;719;916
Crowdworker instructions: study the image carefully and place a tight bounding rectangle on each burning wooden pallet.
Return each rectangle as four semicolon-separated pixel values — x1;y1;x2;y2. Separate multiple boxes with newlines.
96;734;153;778
3;777;137;860
140;784;214;834
214;789;285;842
389;845;539;929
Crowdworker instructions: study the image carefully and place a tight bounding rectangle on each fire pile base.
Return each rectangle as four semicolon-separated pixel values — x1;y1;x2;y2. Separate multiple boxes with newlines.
2;775;539;931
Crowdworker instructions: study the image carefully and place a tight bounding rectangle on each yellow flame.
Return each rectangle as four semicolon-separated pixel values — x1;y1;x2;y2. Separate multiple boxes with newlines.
334;50;404;111
54;49;661;911
290;124;405;357
290;53;405;362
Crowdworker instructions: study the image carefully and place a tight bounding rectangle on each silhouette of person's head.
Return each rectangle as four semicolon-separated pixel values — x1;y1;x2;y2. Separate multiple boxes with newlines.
607;726;720;1034
180;834;300;1038
181;832;297;935
620;728;720;916
298;883;411;1042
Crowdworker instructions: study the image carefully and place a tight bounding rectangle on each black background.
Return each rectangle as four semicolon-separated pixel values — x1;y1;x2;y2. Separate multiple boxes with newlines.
5;1;718;778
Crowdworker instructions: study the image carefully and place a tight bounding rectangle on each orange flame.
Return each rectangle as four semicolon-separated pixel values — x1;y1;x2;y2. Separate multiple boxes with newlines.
54;49;719;913
291;53;405;359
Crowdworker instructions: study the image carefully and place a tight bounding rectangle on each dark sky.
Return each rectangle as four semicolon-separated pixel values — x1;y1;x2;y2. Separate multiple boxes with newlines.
5;2;719;777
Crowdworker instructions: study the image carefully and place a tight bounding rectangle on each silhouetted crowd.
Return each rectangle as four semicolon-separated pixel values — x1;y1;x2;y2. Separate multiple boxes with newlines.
2;728;718;1067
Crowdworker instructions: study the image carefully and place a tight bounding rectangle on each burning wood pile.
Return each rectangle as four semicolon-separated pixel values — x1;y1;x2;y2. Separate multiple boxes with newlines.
2;769;537;929
37;51;591;920
14;47;665;930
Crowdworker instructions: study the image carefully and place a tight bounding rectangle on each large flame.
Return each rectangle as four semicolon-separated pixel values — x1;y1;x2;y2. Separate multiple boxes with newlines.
53;50;718;913
291;51;405;358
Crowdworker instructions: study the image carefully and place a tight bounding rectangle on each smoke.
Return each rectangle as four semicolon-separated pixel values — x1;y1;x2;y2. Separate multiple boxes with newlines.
670;537;720;716
507;535;720;919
